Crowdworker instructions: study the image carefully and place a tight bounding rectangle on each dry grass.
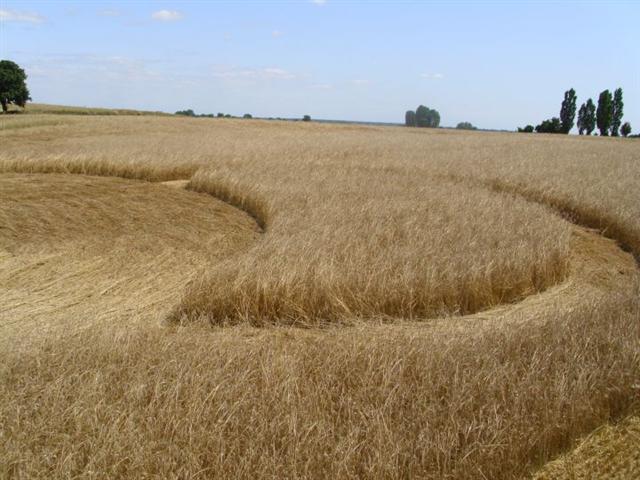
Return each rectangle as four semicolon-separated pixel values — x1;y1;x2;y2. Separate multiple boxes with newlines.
1;114;639;479
533;413;640;479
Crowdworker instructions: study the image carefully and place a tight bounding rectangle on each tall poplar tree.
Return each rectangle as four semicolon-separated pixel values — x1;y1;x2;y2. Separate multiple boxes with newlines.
577;103;587;135
559;88;577;134
596;90;613;136
610;88;624;137
584;99;596;135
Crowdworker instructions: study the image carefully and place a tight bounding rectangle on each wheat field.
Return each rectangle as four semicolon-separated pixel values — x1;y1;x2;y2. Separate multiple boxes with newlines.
1;113;639;479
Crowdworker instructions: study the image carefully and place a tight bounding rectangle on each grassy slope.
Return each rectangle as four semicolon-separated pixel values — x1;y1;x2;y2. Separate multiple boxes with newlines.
4;102;169;116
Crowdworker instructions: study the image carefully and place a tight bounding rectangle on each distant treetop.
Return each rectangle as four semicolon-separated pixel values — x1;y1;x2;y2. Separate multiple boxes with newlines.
456;122;477;130
405;105;440;128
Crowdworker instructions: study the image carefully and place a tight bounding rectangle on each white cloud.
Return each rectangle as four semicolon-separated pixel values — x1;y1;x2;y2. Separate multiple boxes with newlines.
212;66;297;81
151;10;183;22
272;30;283;38
0;9;45;24
311;0;327;5
421;73;445;80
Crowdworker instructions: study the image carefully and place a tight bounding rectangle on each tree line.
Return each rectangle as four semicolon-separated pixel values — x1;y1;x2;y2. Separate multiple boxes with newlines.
518;88;632;137
176;109;312;122
175;110;248;118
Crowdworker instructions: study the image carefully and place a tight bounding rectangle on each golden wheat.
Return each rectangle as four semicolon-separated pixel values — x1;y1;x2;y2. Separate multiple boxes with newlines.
1;113;639;479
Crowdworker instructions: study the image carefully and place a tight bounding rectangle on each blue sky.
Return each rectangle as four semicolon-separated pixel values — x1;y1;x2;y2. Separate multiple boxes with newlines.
1;0;638;130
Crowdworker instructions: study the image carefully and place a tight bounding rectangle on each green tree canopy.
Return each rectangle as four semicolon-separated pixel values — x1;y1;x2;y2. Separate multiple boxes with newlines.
596;90;613;136
559;88;577;134
0;60;31;113
584;99;596;135
577;103;587;135
405;110;416;127
456;122;477;130
535;117;562;134
620;122;632;137
415;105;440;128
611;88;624;137
577;100;597;136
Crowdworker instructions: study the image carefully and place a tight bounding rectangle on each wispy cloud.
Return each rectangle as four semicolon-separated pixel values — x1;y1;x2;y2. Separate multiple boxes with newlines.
22;54;164;83
99;9;122;17
0;9;45;24
151;10;183;22
421;73;445;80
351;79;371;86
310;83;333;90
212;66;297;81
272;30;283;38
311;0;327;6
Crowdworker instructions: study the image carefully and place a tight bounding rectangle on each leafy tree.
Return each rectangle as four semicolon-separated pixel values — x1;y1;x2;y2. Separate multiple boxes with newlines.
217;113;224;118
577;103;587;135
620;122;632;137
577;101;597;135
517;125;534;133
302;115;311;122
415;105;429;127
559;88;577;134
175;109;195;117
405;110;416;127
610;88;624;136
243;113;253;119
583;99;596;135
430;109;440;127
456;122;477;130
415;105;440;128
535;117;562;134
0;60;31;113
596;90;613;136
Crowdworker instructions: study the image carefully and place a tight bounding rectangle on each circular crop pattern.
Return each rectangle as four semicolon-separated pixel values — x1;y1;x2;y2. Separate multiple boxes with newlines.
0;173;260;341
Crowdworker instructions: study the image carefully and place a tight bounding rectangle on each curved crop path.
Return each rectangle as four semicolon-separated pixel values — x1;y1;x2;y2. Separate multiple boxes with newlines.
3;170;634;333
